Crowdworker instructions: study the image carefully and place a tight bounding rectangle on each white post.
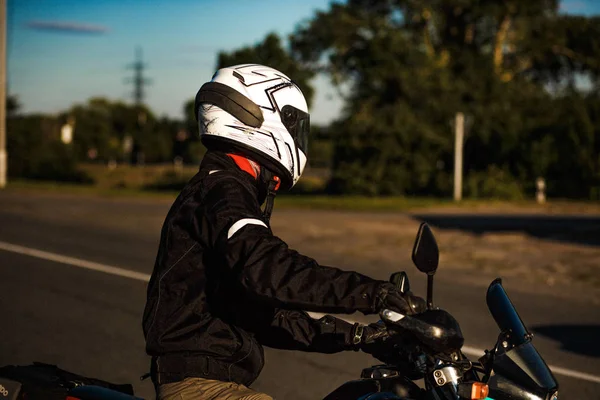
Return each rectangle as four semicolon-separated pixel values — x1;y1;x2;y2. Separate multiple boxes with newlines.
453;112;464;202
0;0;7;188
60;116;76;144
61;124;73;144
536;177;546;204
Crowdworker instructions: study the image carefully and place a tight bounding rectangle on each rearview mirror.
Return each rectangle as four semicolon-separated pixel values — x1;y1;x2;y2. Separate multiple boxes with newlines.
412;223;439;275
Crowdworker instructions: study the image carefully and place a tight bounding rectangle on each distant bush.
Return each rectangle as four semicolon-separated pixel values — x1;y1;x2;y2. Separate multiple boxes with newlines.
8;116;94;184
144;167;329;195
143;170;196;192
27;141;94;184
288;175;327;195
464;166;524;200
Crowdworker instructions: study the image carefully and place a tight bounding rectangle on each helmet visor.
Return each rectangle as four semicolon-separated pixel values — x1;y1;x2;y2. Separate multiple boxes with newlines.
281;105;310;155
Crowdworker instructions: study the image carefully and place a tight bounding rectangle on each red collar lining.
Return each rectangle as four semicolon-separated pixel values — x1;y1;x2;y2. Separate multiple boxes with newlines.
226;153;281;190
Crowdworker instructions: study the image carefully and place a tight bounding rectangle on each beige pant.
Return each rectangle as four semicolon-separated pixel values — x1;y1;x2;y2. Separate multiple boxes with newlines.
157;377;273;400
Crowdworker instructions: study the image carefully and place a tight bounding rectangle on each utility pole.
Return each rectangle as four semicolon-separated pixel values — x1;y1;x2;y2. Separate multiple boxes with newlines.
453;112;464;202
125;46;151;106
124;46;151;165
0;0;7;188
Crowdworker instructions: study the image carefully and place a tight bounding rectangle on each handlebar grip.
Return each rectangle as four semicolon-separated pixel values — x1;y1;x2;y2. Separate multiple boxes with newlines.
380;309;464;354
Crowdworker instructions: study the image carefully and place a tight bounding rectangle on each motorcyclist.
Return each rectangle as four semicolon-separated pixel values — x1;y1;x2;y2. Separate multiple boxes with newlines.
142;64;425;400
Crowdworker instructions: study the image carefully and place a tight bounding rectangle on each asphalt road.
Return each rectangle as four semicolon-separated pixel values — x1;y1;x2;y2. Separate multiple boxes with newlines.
0;192;598;399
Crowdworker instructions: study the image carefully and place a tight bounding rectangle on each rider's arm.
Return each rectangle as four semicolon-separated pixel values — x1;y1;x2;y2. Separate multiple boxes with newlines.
199;173;384;315
252;309;358;353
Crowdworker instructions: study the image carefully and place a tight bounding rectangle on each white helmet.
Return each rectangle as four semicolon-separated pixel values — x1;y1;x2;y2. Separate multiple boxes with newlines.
195;64;310;190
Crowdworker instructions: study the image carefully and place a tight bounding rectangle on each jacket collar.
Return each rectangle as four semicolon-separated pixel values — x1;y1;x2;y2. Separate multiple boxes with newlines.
199;151;266;202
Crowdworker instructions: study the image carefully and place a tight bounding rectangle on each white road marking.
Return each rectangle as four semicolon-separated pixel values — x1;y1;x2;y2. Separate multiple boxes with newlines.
0;241;151;282
0;240;598;385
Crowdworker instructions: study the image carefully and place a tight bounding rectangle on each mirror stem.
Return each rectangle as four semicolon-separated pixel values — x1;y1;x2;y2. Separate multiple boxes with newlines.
427;274;434;309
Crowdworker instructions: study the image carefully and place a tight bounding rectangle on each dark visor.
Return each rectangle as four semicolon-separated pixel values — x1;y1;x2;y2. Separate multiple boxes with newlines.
280;105;310;155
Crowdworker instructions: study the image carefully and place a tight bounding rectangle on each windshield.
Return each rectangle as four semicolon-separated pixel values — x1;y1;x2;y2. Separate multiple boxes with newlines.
486;279;559;398
486;278;531;346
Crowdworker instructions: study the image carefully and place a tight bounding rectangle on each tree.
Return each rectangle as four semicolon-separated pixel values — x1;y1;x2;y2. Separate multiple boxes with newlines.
183;98;196;134
6;95;20;117
178;98;206;164
59;98;180;164
6;96;190;183
287;0;600;197
67;98;115;161
7;113;92;183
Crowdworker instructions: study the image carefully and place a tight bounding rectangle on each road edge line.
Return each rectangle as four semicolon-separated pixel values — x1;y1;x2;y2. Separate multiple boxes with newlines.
0;240;597;385
0;240;151;282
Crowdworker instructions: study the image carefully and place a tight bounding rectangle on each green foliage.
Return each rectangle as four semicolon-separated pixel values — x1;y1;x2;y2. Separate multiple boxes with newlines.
67;98;116;161
29;141;94;183
539;91;600;197
63;98;175;163
307;125;334;169
7;95;20;117
183;98;197;136
6;1;600;199
140;116;175;163
7;115;93;183
179;98;206;164
143;169;196;192
6;97;194;182
465;165;524;200
286;0;600;199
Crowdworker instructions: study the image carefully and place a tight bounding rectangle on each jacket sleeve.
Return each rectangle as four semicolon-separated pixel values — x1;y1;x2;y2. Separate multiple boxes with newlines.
199;173;383;315
253;309;357;353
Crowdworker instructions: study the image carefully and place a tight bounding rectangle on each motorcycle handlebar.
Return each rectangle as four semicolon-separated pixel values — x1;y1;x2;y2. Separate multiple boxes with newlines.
381;309;464;354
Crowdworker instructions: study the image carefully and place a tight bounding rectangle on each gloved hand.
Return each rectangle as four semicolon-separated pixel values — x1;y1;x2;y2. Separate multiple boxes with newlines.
375;283;426;315
350;321;396;363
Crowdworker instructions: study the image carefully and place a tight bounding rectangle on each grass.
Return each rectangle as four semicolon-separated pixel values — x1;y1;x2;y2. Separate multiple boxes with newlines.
6;163;600;213
277;195;450;211
4;179;179;200
277;195;600;213
5;178;600;214
78;163;199;191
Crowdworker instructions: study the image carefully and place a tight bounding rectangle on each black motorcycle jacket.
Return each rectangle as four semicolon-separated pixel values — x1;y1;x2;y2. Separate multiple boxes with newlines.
142;151;385;386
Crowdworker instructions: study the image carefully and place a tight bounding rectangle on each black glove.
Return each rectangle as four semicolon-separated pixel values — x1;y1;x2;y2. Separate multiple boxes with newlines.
350;321;396;363
375;283;426;315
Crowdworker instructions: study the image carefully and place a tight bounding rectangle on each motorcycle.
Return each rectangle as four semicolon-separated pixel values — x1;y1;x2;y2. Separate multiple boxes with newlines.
0;223;559;400
323;222;559;400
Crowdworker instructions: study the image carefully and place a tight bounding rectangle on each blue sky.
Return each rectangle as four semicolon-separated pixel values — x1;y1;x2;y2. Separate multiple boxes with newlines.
7;0;600;125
